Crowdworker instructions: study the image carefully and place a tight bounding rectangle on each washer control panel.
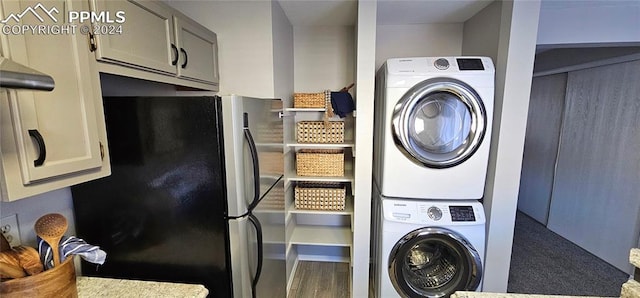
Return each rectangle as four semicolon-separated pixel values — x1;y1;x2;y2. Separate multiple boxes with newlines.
383;199;485;225
449;206;476;221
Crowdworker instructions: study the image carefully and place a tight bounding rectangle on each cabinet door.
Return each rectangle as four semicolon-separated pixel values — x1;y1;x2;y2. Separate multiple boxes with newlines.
91;0;176;75
0;0;103;184
174;16;219;85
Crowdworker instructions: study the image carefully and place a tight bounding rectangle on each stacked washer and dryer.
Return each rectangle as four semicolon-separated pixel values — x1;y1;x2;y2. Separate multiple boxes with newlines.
371;57;495;298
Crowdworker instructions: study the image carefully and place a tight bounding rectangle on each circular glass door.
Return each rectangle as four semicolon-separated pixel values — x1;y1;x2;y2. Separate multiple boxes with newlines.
392;78;486;168
388;227;482;298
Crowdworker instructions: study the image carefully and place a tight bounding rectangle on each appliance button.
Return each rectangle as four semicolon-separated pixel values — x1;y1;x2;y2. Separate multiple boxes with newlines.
427;207;442;221
434;58;450;70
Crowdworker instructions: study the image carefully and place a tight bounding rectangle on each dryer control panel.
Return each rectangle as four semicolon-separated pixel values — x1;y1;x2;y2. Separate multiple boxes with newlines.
386;56;494;76
383;198;485;225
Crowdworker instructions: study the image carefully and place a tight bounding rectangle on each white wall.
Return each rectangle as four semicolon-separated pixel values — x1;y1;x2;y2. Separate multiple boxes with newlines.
166;0;276;98
537;0;640;46
271;0;294;105
0;188;75;248
375;24;463;71
462;0;541;292
293;26;355;92
462;1;501;61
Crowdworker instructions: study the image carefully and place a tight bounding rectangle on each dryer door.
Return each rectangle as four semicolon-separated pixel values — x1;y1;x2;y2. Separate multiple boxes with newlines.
392;78;486;168
388;227;482;298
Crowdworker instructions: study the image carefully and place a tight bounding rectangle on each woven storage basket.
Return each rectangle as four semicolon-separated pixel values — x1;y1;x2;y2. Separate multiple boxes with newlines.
297;121;344;144
293;92;326;108
296;149;344;177
295;182;346;211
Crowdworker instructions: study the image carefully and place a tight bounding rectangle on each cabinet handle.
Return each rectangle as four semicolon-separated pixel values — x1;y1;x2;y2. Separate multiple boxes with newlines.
171;44;179;66
180;48;188;68
88;33;97;52
28;129;46;167
99;141;105;161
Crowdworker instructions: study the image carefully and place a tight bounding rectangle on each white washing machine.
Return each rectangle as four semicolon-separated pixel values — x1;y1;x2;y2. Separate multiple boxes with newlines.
373;57;494;200
374;196;485;298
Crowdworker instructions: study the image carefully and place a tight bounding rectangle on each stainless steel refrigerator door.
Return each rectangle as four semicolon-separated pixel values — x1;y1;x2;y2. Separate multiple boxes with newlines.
222;95;285;297
222;95;284;217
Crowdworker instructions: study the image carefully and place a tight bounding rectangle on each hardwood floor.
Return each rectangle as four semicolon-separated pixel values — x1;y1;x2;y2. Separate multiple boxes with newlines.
288;261;350;298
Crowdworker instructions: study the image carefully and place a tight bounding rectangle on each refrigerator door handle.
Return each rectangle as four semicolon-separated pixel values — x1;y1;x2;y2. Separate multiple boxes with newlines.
247;213;263;298
243;113;261;211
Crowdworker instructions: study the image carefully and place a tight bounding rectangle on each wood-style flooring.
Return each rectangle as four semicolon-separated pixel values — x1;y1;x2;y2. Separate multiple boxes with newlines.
288;261;350;298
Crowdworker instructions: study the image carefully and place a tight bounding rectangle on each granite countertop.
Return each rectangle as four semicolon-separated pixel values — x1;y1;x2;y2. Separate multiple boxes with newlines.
622;248;640;298
76;276;208;298
630;248;640;269
73;248;640;298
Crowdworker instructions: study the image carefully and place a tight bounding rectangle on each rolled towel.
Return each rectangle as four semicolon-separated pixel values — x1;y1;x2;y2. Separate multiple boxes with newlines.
38;235;106;270
330;91;355;118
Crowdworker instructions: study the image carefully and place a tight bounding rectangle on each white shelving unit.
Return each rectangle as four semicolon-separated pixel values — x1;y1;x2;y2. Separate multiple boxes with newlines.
284;107;356;289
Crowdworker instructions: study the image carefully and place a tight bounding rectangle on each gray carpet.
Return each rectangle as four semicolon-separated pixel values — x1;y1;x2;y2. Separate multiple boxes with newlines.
507;211;629;296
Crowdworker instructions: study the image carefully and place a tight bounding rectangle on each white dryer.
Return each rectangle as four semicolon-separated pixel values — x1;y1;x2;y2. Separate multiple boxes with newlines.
374;197;485;298
373;57;494;200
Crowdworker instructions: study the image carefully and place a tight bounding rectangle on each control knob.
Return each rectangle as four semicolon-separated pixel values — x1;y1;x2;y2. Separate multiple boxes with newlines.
427;207;442;221
434;58;450;70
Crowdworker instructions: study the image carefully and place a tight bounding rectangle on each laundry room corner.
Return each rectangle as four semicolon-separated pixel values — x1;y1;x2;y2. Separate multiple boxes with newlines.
461;0;542;292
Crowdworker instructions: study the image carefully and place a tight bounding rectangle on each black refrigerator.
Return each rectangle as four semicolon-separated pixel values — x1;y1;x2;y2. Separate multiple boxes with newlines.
71;95;285;297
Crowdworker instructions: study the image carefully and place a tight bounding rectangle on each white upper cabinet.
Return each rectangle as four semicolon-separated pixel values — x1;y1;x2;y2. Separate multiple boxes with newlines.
90;0;219;86
174;16;219;84
0;0;110;201
91;0;176;75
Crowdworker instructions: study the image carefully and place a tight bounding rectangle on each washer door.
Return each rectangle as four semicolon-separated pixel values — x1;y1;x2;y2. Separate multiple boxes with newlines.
388;227;482;298
392;78;486;168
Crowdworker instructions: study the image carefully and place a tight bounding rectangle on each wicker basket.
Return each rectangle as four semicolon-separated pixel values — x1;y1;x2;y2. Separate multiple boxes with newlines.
297;121;344;144
295;183;346;211
293;92;326;108
296;149;344;177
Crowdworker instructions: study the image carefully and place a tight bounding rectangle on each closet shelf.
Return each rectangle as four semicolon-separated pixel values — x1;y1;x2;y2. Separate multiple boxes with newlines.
286;142;354;149
285;108;326;112
285;168;354;184
289;225;352;247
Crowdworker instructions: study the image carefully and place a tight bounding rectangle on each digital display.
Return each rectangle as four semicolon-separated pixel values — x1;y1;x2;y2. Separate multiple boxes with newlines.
457;58;484;71
449;206;476;222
